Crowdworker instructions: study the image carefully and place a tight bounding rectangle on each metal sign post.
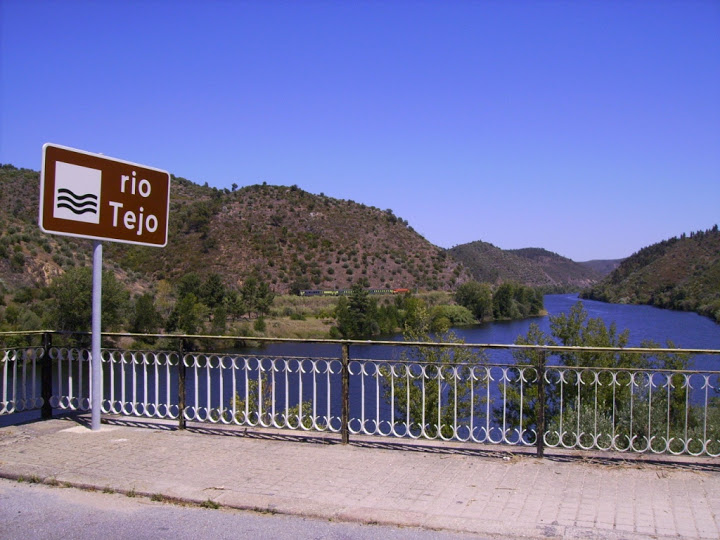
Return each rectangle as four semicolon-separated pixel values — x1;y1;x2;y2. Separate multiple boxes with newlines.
91;241;103;430
40;144;170;431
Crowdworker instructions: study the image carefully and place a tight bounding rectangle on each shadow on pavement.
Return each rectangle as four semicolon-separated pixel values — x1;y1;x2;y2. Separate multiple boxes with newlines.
4;411;718;473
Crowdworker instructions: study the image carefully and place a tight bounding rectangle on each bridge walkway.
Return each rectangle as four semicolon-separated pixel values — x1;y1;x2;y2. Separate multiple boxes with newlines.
0;416;718;539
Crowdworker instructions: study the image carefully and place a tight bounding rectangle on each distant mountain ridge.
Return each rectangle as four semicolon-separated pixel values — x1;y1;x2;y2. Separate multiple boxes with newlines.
581;226;720;323
449;241;602;290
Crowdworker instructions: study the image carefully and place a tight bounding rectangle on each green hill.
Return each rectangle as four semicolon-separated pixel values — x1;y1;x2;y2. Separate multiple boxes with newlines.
0;164;471;297
580;227;720;323
449;241;601;290
578;259;623;276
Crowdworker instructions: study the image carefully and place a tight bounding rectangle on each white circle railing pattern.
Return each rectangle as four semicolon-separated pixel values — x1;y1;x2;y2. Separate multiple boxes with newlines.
2;342;718;457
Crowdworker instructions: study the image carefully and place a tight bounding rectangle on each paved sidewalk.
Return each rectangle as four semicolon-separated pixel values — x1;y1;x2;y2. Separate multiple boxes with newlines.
0;416;718;539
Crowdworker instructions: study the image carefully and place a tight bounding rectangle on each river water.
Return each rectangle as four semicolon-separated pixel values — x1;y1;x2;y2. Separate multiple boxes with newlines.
249;294;720;369
3;295;719;428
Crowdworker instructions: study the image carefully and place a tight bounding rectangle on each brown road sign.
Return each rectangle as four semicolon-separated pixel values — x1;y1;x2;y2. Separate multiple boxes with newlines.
39;143;171;247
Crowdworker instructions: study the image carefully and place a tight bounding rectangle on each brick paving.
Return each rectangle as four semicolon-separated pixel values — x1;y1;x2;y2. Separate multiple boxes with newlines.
0;416;718;539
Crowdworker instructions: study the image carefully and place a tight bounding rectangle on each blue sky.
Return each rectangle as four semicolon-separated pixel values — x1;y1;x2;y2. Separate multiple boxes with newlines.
2;1;718;261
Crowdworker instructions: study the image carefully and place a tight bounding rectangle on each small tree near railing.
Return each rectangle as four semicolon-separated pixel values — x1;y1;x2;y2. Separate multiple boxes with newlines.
383;306;489;439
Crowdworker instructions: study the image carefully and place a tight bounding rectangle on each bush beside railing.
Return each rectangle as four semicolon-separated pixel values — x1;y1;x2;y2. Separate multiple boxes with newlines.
2;331;719;457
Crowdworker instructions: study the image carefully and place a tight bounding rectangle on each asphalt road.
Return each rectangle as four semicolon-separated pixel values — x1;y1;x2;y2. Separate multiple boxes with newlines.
0;478;483;540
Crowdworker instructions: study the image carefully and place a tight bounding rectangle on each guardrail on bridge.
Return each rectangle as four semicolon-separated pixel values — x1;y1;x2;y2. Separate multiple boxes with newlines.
2;331;719;458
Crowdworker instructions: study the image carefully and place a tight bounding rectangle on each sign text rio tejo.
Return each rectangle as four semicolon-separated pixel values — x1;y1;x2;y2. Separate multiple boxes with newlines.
39;143;171;247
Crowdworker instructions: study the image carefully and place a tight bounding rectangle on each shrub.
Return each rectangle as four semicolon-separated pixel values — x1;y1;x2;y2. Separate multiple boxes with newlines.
253;317;266;333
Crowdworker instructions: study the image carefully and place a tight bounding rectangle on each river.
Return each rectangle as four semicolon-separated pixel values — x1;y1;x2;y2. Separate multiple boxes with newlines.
249;294;720;369
3;295;719;428
475;293;720;349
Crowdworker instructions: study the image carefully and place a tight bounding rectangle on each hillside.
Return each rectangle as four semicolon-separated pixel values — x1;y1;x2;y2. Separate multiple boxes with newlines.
0;165;97;291
581;227;720;323
579;259;623;276
0;164;471;296
449;241;601;290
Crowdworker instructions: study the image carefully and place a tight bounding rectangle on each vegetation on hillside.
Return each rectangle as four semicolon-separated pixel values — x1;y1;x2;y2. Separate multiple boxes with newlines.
578;258;623;275
581;226;720;323
0;265;278;345
1;252;545;345
449;241;601;291
0;164;470;298
0;162;545;341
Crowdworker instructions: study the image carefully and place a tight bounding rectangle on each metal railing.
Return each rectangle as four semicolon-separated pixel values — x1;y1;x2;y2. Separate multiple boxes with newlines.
2;331;719;457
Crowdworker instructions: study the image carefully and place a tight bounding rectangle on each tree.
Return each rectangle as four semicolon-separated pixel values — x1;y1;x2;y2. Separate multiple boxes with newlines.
505;303;634;434
334;283;380;338
398;294;426;334
289;277;311;296
237;276;275;318
490;282;543;320
0;303;42;333
255;280;275;317
529;289;544;315
200;273;226;309
505;302;696;451
376;301;402;335
492;282;516;319
224;290;244;321
240;277;258;318
3;304;21;326
210;304;227;335
549;301;630;368
154;279;174;319
48;267;130;332
499;323;556;438
166;293;205;335
176;272;202;300
385;304;488;439
431;305;477;328
130;293;162;334
455;281;492;321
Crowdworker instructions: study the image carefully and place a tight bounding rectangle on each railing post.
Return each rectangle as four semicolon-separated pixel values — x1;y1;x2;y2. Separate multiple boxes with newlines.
536;350;546;458
341;342;350;444
178;340;186;430
41;332;53;420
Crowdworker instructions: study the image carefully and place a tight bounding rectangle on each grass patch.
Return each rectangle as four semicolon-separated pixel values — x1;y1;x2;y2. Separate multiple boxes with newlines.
271;294;338;319
200;499;221;509
261;317;334;339
18;475;42;484
151;493;165;502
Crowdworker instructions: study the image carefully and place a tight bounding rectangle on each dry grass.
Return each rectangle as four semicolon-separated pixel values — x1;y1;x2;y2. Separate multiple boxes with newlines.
270;295;339;319
263;316;335;339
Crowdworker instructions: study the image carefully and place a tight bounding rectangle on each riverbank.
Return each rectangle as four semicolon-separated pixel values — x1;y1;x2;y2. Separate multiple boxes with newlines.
232;292;458;340
237;290;545;340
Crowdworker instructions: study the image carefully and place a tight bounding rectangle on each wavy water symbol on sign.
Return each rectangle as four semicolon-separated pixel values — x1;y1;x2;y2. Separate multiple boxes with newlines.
53;161;102;225
56;188;98;216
